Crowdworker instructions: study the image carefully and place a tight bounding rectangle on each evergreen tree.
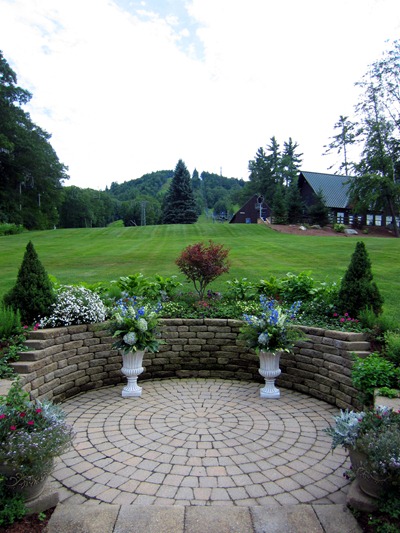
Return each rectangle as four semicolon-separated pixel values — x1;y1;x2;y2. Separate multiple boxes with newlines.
272;184;287;224
324;115;360;175
3;241;55;324
281;138;303;186
338;241;383;317
307;189;330;226
162;160;198;224
286;179;304;224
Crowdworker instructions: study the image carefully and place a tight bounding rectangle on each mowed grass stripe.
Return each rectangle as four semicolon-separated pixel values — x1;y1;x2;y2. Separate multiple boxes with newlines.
0;224;398;322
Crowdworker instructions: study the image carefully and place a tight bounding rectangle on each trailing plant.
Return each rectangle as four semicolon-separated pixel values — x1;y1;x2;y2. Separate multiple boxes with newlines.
352;352;400;405
3;241;56;324
40;285;107;327
176;240;231;299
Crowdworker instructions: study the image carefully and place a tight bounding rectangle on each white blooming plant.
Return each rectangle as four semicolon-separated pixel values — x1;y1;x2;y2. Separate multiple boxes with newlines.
109;296;162;354
40;285;107;327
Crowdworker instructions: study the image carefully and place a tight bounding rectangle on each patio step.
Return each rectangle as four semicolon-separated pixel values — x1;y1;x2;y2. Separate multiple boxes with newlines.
46;503;361;533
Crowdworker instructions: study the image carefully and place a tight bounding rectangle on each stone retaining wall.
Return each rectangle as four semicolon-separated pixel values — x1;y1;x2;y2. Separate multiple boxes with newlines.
11;320;370;410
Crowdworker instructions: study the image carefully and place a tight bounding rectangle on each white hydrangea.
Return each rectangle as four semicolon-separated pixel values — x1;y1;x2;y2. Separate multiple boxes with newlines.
40;286;107;327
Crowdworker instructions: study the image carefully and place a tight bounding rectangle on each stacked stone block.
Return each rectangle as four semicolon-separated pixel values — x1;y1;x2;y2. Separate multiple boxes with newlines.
10;320;370;409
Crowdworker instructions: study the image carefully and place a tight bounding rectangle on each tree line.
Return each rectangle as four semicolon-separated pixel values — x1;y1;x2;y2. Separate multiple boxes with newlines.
1;41;399;232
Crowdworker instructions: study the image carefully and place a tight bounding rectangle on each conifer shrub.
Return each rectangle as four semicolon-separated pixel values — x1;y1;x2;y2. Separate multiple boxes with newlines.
337;241;383;317
3;241;55;324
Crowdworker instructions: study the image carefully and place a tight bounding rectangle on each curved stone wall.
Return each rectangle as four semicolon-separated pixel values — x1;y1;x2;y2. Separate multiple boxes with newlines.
11;320;370;410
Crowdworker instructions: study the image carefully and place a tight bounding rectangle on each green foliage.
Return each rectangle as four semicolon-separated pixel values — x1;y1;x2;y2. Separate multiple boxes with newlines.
338;241;383;317
377;387;399;399
0;477;27;527
352;353;400;405
0;51;68;230
0;224;25;236
162;160;198;224
384;331;400;365
307;189;330;226
3;241;55;324
0;306;22;339
176;241;231;299
225;278;257;300
333;223;345;233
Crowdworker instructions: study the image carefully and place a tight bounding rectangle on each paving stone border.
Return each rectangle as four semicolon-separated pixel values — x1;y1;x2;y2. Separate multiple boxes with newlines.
11;320;370;409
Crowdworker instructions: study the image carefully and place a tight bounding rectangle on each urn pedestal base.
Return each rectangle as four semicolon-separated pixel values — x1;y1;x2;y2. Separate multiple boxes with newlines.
259;350;281;399
121;350;145;398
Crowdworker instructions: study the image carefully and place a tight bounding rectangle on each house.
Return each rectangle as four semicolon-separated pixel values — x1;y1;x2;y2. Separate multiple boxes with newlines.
298;170;398;228
229;194;271;224
298;171;352;224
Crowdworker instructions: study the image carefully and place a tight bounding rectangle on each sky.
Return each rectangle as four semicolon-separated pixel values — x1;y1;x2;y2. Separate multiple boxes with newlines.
0;0;399;190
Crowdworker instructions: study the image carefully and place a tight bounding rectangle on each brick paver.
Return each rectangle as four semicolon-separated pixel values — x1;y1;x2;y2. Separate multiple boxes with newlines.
49;378;350;506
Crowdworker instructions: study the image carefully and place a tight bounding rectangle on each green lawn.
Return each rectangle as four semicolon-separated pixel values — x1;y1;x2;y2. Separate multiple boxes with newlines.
1;223;399;322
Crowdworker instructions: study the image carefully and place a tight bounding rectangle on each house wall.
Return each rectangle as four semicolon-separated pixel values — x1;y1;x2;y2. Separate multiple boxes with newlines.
12;320;369;410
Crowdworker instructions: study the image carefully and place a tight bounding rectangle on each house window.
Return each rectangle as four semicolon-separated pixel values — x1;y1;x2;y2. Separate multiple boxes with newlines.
337;212;344;223
366;215;374;226
375;215;382;226
386;216;393;226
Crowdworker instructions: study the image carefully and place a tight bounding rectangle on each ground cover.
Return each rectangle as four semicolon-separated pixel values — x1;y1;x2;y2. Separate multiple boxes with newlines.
0;223;399;323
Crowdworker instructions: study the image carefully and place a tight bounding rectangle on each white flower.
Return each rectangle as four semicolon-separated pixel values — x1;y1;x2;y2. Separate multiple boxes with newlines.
137;318;148;332
123;332;137;345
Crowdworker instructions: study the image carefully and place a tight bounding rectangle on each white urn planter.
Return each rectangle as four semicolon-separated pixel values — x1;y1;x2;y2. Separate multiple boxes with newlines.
121;350;145;397
258;350;282;398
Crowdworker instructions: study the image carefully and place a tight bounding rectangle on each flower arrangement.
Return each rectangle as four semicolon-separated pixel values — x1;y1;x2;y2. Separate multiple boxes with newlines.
0;380;74;479
239;296;302;353
40;285;107;327
325;406;400;481
109;297;162;354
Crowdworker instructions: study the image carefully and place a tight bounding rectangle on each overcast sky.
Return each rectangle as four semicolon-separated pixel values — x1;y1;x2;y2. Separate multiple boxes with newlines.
1;0;399;190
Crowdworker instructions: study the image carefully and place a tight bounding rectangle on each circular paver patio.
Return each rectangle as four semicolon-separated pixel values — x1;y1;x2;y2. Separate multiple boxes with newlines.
50;379;350;506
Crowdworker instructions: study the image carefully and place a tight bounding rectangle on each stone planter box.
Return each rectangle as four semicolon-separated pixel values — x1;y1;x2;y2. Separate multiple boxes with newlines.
9;320;370;410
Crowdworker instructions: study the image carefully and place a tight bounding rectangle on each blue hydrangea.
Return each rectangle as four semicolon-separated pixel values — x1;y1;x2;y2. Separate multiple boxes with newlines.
123;332;137;345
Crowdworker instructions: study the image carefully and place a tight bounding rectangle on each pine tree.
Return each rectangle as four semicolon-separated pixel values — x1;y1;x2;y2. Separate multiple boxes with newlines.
272;184;287;224
286;179;304;224
162;160;198;224
338;241;383;317
3;241;55;324
308;189;330;226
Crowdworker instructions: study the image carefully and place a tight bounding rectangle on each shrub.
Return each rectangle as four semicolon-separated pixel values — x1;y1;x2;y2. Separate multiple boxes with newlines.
352;353;399;405
40;285;107;327
384;331;400;365
334;223;345;233
176;241;231;299
0;223;24;236
0;306;22;339
225;278;257;300
338;241;383;317
3;241;55;324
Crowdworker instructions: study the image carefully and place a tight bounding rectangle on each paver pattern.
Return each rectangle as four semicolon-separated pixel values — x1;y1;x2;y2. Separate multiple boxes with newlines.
51;379;350;506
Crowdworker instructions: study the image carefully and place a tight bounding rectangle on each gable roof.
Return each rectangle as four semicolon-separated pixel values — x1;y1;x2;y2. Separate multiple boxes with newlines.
299;171;351;209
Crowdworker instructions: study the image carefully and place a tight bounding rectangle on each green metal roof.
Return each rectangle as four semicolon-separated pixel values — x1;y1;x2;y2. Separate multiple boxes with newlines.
299;171;351;209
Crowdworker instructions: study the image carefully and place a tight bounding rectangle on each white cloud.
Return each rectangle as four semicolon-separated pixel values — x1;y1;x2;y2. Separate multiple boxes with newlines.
0;0;399;189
